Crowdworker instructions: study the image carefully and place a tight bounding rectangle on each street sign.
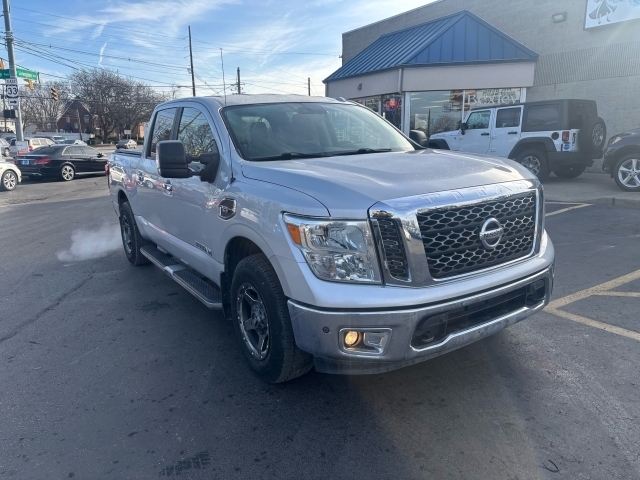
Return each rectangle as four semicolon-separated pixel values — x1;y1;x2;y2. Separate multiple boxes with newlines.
0;68;38;81
6;78;19;107
124;129;131;135
15;140;28;156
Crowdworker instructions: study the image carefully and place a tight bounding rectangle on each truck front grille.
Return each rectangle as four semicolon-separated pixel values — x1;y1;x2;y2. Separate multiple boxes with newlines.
417;193;536;279
377;218;409;281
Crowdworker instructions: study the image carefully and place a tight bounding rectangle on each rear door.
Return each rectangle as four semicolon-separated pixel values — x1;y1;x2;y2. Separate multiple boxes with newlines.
459;109;492;154
65;146;89;172
490;106;523;158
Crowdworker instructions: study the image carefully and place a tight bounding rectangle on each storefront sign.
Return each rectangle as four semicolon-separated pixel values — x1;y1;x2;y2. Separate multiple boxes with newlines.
465;88;521;107
585;0;640;29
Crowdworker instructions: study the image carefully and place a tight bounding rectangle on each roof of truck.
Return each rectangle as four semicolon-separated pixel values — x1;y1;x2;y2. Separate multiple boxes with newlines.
163;94;343;109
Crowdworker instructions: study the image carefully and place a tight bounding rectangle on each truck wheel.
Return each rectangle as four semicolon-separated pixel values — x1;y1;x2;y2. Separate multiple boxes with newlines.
613;155;640;191
553;164;587;178
119;201;150;265
1;170;18;191
516;149;550;181
579;117;607;153
231;254;313;383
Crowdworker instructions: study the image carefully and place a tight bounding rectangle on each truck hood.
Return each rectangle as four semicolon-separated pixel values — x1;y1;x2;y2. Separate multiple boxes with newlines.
241;150;533;217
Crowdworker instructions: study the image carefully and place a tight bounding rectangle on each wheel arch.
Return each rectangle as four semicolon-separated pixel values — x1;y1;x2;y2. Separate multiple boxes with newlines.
508;138;555;159
428;139;450;150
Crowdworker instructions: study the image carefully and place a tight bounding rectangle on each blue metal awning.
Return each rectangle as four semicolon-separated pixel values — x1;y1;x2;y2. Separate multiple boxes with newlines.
324;11;538;83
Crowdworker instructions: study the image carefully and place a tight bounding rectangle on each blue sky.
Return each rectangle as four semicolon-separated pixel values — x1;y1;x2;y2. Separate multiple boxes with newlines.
7;0;435;97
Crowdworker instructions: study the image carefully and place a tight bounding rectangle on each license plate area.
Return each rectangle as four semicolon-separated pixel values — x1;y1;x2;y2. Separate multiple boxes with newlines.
21;160;30;165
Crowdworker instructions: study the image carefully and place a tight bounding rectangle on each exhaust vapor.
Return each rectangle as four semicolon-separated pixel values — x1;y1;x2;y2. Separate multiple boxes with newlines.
57;223;122;262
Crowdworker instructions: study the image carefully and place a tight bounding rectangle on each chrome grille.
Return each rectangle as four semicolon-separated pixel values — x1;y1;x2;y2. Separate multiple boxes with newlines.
376;218;409;281
417;193;536;279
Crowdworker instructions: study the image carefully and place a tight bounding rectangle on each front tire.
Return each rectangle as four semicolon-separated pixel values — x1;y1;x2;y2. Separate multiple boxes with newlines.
0;170;18;191
231;254;313;383
60;164;75;181
119;201;150;265
516;149;550;181
553;164;587;179
613;155;640;192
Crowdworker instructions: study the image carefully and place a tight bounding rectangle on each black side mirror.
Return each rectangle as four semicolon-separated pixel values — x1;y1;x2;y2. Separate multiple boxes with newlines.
409;130;428;147
156;140;190;178
198;152;221;183
461;123;468;135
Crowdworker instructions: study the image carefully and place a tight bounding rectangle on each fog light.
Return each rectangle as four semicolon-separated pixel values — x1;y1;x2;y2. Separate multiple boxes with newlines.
344;331;360;347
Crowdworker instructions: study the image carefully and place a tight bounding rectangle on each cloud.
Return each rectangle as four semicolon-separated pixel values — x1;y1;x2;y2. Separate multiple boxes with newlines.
98;42;107;67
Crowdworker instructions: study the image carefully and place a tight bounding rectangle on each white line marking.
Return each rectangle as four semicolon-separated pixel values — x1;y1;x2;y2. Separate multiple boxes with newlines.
548;269;640;309
545;204;591;217
594;291;640;298
547;308;640;342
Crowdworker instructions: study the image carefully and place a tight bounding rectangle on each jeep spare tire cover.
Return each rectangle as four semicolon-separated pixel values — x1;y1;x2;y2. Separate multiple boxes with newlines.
579;116;606;153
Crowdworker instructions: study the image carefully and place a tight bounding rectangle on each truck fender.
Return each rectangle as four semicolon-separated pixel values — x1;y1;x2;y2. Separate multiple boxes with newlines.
508;137;556;159
428;139;451;150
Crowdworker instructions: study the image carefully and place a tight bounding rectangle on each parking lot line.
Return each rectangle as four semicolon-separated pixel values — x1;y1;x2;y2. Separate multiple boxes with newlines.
546;268;640;342
545;203;591;217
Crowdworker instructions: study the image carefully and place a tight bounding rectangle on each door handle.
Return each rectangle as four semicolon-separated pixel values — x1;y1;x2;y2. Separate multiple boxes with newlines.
481;133;490;136
508;131;518;135
163;181;173;192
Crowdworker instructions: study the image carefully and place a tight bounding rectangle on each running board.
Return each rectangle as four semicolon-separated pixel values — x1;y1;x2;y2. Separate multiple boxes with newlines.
140;244;223;310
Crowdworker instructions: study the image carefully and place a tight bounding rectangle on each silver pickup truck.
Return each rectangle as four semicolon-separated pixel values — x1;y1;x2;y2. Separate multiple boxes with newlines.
108;95;554;383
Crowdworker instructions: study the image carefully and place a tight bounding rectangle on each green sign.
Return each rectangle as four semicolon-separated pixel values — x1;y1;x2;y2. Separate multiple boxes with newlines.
0;67;39;81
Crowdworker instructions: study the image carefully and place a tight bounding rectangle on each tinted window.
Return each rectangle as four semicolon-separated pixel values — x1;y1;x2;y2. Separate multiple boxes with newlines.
466;110;491;130
33;146;59;155
81;147;99;156
66;146;84;155
149;108;177;157
496;108;521;128
526;105;559;127
177;107;218;163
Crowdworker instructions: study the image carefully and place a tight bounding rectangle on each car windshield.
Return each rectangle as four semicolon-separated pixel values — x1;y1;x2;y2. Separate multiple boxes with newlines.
222;102;414;161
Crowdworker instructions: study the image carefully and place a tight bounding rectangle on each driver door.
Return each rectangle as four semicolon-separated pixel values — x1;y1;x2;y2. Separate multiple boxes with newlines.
459;110;493;154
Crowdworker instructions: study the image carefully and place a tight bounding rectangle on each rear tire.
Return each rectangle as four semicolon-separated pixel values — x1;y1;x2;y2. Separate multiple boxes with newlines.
60;164;75;181
516;149;550;181
0;170;18;191
231;254;313;383
553;164;587;179
119;201;150;265
613;155;640;192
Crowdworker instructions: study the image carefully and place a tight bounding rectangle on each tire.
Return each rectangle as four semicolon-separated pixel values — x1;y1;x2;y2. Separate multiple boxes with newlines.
613;155;640;192
119;201;150;265
553;164;587;179
0;170;18;191
578;117;606;154
516;149;550;181
60;164;75;181
231;254;313;383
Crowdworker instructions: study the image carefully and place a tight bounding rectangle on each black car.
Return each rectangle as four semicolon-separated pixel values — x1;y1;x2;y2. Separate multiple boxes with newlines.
15;145;107;181
602;128;640;191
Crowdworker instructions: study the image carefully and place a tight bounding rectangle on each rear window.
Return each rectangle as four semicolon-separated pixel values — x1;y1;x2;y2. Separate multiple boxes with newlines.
33;147;59;155
526;105;559;127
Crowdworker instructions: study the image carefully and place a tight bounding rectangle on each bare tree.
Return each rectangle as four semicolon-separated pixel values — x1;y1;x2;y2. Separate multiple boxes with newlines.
19;81;70;131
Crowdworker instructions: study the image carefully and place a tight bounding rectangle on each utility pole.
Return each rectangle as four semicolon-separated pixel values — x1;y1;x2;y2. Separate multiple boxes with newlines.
188;26;196;96
2;0;23;140
236;67;241;95
308;78;311;96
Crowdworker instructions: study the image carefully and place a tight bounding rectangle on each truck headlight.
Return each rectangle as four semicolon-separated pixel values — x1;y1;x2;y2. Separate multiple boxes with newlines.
283;214;381;283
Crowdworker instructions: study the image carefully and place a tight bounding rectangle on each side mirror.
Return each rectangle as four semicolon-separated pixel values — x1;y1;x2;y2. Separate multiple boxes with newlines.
461;123;468;135
197;152;221;183
156;140;190;178
409;130;429;147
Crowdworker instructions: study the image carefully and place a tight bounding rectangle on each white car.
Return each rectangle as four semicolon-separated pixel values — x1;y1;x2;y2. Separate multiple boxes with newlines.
60;139;87;146
0;160;21;191
9;137;55;157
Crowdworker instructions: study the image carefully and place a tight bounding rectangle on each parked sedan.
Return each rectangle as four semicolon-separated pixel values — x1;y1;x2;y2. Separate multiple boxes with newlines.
15;145;106;181
116;139;137;149
0;160;21;191
602;128;640;191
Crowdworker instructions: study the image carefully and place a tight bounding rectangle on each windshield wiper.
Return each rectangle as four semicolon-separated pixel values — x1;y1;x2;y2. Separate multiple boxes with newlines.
332;148;393;156
252;152;327;161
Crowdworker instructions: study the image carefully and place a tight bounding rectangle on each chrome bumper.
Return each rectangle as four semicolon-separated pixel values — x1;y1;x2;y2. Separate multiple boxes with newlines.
288;266;553;375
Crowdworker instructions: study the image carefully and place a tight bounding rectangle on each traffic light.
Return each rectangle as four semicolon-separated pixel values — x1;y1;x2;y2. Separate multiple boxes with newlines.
24;79;35;90
51;86;58;101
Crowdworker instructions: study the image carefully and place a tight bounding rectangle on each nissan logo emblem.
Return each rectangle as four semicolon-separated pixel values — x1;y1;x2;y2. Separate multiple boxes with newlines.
479;218;504;250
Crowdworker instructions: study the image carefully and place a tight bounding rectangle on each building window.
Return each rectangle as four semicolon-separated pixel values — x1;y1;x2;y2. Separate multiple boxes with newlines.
382;94;402;130
352;96;381;115
409;90;462;137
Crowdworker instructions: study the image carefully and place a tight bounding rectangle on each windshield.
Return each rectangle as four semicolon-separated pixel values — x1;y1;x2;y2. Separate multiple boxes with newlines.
222;102;414;161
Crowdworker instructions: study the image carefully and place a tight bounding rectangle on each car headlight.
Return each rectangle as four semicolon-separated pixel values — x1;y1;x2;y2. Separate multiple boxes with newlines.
283;214;381;283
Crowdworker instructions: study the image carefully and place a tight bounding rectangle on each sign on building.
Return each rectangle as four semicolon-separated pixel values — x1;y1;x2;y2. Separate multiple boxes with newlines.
585;0;640;29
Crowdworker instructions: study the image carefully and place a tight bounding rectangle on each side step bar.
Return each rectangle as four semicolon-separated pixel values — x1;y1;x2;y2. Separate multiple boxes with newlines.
140;244;223;310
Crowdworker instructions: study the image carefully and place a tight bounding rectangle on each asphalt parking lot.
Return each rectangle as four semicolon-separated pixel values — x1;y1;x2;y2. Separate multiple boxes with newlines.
1;177;639;479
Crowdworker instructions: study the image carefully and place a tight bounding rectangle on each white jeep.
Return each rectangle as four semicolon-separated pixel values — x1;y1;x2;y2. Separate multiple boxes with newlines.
427;99;606;180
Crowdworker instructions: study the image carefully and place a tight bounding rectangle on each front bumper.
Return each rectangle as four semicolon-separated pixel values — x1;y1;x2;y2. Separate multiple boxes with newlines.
289;266;553;375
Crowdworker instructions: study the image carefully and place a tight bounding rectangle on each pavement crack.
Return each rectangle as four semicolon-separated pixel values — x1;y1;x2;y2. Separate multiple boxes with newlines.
0;270;95;345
